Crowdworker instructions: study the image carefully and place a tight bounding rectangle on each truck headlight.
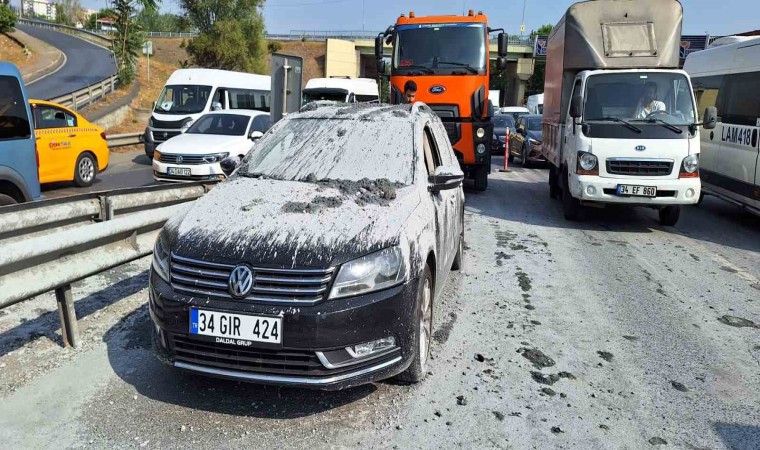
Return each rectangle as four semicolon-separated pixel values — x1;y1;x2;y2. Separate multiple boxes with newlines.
180;117;194;131
329;246;407;299
578;152;598;171
152;234;171;283
682;154;699;173
476;143;486;154
476;127;485;139
202;152;229;163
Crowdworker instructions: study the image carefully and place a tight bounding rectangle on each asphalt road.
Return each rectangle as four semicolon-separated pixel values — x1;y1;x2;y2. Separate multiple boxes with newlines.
19;24;117;101
0;161;758;449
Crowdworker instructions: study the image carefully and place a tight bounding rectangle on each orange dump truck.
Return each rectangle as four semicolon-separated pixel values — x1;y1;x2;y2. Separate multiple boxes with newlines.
376;10;507;190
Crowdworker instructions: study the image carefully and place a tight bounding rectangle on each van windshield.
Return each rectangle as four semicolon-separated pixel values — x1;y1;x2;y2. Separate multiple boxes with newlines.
302;90;349;105
0;76;31;141
154;85;212;114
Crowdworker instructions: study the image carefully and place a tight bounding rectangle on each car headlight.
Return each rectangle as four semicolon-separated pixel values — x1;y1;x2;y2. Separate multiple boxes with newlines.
152;234;171;283
148;118;154;127
476;127;486;139
154;150;161;160
329;246;407;299
682;154;699;173
203;152;229;164
578;152;598;171
528;138;542;146
180;117;193;131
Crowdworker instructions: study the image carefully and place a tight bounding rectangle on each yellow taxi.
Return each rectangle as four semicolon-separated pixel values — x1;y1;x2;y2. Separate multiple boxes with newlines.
30;99;110;187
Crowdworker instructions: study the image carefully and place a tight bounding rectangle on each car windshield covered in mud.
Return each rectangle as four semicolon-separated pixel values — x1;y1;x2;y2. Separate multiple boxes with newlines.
149;102;466;390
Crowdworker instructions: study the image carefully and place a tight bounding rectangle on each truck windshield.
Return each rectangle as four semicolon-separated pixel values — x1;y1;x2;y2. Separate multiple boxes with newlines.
154;85;212;115
584;73;696;126
393;23;487;75
302;90;349;105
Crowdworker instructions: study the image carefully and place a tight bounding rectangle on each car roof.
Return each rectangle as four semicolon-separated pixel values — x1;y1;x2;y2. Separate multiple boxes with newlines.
29;99;86;120
0;62;23;77
296;101;426;123
500;107;529;112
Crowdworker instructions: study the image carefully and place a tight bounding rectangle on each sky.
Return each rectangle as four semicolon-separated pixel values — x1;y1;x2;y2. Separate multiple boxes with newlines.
78;0;758;36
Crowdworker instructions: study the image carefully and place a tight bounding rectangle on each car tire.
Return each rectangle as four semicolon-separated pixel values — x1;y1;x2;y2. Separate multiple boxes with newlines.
696;192;704;206
549;165;560;199
398;264;433;384
521;145;530;168
0;194;18;207
659;205;681;226
474;166;488;191
74;153;97;187
562;171;581;221
451;220;464;271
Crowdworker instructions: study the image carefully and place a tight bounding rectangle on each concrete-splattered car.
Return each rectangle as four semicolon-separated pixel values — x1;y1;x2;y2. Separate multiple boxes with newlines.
149;102;466;389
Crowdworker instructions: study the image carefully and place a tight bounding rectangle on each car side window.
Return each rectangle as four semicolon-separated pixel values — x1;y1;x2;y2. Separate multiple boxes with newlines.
249;115;270;133
422;127;441;176
431;121;455;166
37;105;76;129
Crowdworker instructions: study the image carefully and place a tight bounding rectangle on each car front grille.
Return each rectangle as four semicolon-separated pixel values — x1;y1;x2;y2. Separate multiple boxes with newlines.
606;159;674;176
170;254;335;305
158;153;208;165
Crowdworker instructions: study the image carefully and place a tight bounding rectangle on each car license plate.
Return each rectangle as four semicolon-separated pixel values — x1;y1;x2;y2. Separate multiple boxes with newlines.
617;184;657;197
168;167;191;176
189;309;282;344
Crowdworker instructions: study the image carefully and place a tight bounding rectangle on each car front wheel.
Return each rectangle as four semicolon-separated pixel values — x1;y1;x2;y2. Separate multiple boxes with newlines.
398;265;433;384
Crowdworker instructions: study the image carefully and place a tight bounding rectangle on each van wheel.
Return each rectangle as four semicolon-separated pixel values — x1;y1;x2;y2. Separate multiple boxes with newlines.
659;205;681;226
474;166;488;191
549;165;560;199
75;153;97;187
397;265;433;384
562;171;581;221
0;194;18;207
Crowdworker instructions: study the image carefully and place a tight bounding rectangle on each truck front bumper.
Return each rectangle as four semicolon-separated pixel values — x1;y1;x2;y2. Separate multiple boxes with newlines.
570;175;701;206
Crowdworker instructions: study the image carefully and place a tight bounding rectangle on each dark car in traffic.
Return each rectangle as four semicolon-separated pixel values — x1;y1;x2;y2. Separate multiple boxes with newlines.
509;114;545;167
149;102;465;389
491;114;516;155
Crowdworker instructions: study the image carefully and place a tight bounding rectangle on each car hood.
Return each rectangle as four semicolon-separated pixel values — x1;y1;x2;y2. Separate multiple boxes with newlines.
527;130;543;142
158;133;250;155
165;176;421;268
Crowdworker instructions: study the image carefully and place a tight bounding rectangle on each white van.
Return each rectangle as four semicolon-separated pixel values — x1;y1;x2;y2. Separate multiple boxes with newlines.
144;69;271;158
527;93;544;115
684;36;760;216
302;78;379;104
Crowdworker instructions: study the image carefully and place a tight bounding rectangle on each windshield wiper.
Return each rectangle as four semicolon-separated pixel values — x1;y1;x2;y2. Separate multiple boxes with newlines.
589;117;642;133
437;61;478;74
397;65;434;74
631;118;683;134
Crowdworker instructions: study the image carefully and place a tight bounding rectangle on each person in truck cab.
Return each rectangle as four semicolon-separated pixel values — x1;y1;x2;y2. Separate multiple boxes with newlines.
404;80;417;104
635;81;666;118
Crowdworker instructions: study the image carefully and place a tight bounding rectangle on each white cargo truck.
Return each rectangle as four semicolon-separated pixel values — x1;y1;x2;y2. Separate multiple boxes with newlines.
541;0;717;226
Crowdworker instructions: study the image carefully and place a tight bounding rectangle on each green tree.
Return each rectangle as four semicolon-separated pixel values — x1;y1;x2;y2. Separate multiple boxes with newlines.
87;8;118;29
181;0;267;73
136;9;189;32
0;3;16;33
111;0;158;85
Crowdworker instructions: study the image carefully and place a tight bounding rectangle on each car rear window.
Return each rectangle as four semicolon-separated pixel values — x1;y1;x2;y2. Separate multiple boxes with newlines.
0;76;31;141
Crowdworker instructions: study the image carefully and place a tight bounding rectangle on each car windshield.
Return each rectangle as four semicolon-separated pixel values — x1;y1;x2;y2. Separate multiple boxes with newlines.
0;76;31;141
302;90;348;105
527;118;542;131
493;115;515;128
393;23;486;74
584;72;696;125
154;85;212;114
239;117;414;184
187;114;250;136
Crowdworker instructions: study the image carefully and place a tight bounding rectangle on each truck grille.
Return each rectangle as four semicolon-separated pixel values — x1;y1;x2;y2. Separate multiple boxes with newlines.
152;129;182;143
158;154;208;165
170;254;334;305
606;159;673;176
430;105;461;144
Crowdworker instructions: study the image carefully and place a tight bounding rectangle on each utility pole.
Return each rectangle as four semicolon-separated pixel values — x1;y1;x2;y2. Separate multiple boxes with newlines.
521;0;527;36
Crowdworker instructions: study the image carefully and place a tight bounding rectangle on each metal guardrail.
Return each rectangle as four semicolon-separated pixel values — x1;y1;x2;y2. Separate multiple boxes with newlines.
48;74;120;111
17;18;113;48
0;182;217;347
106;132;143;148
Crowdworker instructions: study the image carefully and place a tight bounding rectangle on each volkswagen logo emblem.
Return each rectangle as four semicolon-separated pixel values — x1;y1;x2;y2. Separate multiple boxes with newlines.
228;265;254;298
635;145;646;152
429;85;446;95
176;155;183;164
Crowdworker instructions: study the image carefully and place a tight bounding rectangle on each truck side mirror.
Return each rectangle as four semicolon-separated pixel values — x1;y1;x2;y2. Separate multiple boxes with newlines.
498;32;508;57
375;35;383;59
702;107;717;130
377;59;386;74
496;56;507;71
570;95;582;118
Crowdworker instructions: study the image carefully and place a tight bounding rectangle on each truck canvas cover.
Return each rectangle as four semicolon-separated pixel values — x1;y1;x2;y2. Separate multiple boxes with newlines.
544;0;683;124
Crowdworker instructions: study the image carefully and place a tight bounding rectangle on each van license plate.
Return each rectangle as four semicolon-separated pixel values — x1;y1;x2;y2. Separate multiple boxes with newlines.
617;184;656;197
189;309;282;344
168;167;191;176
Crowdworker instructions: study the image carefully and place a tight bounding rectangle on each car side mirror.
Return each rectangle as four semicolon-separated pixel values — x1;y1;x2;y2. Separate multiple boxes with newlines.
428;165;464;193
569;95;582;119
702;107;717;130
249;130;264;141
211;102;223;111
497;32;508;57
220;156;240;176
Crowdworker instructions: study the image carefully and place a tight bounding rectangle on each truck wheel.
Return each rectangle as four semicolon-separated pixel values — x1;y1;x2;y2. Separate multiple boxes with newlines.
74;153;97;187
659;205;681;226
562;175;581;221
520;145;530;168
397;265;433;384
549;165;560;199
474;166;488;191
0;194;18;207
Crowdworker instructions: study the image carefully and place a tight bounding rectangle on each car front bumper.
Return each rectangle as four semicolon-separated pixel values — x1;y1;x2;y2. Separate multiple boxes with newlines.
570;174;701;205
152;160;226;183
149;269;418;390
